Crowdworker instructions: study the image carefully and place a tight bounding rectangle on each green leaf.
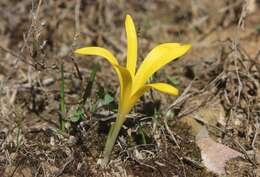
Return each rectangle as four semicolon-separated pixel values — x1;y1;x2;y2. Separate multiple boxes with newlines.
167;76;180;86
102;94;114;105
138;127;147;145
69;107;85;123
255;24;260;31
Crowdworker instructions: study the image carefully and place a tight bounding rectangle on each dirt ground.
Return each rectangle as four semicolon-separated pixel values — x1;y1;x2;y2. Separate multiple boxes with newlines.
0;0;259;177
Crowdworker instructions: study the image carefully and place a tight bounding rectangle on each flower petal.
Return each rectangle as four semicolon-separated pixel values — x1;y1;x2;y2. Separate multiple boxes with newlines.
133;43;191;93
133;83;179;100
125;14;138;77
74;47;119;65
125;83;179;115
74;47;132;109
143;83;179;95
116;65;132;114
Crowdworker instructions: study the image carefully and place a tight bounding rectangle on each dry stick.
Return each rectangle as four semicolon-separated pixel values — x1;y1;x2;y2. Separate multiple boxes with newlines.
0;46;28;93
163;82;193;149
228;1;258;167
0;45;29;65
81;65;97;105
9;161;22;177
251;112;259;149
166;69;225;117
242;47;260;75
233;48;243;108
119;144;157;161
243;47;260;150
75;0;81;34
163;82;192;149
34;163;42;177
132;156;156;171
251;123;259;149
165;81;193;114
163;118;180;149
68;56;83;91
53;155;74;177
21;0;43;53
163;72;225;151
178;72;225;118
183;156;204;169
233;140;257;167
171;151;187;177
0;0;44;93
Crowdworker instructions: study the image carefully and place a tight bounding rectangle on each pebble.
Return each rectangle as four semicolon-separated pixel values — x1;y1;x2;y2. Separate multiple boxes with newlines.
68;136;77;145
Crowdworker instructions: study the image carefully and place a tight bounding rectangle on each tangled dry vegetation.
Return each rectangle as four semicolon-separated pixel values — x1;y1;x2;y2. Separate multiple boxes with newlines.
0;0;259;177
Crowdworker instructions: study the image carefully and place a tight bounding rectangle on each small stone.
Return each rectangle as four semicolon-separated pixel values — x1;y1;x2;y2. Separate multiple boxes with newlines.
50;136;55;146
234;119;242;126
42;78;54;86
68;136;77;145
65;122;71;130
133;149;144;160
240;100;247;109
196;137;242;175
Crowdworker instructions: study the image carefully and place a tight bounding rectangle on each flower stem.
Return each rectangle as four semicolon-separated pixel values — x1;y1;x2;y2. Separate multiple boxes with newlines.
101;113;125;166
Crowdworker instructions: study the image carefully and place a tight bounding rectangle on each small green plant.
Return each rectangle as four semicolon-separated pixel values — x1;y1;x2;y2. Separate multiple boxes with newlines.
167;76;180;86
68;106;85;123
74;14;191;166
15;122;21;151
90;91;115;113
60;63;66;132
255;24;260;32
138;126;147;145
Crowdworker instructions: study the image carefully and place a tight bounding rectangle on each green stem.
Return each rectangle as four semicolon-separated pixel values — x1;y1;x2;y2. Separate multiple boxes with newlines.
60;63;65;132
101;113;125;166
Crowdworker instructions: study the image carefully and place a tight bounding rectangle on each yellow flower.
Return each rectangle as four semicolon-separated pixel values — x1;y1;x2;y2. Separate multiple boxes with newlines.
74;14;191;166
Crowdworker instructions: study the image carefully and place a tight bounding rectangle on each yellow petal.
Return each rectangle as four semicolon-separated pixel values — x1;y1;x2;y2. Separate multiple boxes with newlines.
74;47;119;65
74;47;132;109
133;82;179;100
125;83;179;115
116;65;132;114
144;83;179;95
133;43;191;93
125;14;138;77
